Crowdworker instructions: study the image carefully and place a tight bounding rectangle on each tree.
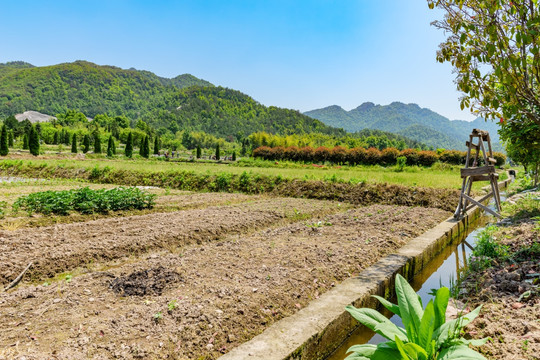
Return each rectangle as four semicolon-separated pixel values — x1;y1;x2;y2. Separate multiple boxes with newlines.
82;134;90;153
7;130;14;147
139;136;145;157
215;144;220;160
429;1;540;127
154;136;159;155
232;151;236;161
0;125;8;156
196;145;201;159
107;135;114;157
71;133;77;153
94;132;101;153
29;126;40;156
22;133;29;150
499;117;540;185
53;131;59;145
140;135;150;158
125;132;133;158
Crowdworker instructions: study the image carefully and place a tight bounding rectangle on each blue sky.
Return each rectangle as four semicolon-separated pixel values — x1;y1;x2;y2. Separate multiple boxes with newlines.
0;0;474;120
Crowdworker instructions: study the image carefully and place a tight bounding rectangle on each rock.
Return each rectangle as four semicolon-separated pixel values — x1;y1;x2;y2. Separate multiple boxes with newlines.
227;334;236;342
511;302;524;309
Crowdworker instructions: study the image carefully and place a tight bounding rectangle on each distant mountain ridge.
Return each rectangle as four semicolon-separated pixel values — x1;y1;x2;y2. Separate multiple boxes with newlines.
305;102;503;151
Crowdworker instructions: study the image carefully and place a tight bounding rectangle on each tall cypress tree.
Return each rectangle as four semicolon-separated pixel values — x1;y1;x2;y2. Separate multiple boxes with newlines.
215;144;220;160
53;131;59;145
94;132;101;154
29;126;40;156
196;145;201;159
139;136;145;157
142;136;150;158
232;151;236;161
125;132;133;158
154;136;159;155
0;125;8;156
107;135;114;157
71;133;77;153
82;134;90;153
7;130;14;147
22;133;29;150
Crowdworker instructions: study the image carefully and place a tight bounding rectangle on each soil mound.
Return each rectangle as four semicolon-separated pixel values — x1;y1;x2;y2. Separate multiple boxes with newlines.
110;266;181;296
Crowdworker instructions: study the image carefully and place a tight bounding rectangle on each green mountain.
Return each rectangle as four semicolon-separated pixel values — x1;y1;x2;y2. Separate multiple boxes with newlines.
0;60;212;120
146;86;345;138
0;61;343;139
304;102;503;151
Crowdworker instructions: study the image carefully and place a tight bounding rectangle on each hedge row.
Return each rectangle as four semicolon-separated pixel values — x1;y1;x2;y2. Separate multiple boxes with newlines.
252;146;507;167
0;160;460;211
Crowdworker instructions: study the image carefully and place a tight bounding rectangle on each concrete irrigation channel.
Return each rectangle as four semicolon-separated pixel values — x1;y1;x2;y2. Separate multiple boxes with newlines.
220;179;511;360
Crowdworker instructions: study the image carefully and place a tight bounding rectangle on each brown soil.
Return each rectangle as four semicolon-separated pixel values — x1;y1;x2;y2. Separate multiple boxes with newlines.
0;198;344;286
461;221;540;360
0;204;450;360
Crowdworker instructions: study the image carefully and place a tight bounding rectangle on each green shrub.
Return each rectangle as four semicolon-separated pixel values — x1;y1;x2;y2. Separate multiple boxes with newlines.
492;152;506;167
396;156;407;171
345;274;487;359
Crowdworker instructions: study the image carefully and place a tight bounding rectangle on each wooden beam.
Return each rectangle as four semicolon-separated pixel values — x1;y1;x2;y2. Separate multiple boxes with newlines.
465;141;479;150
461;165;496;177
462;193;502;218
487;157;497;164
470;173;499;182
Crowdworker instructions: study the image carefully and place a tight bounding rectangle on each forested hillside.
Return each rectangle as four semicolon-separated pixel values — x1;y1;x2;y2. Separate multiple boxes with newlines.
0;60;212;120
305;102;502;151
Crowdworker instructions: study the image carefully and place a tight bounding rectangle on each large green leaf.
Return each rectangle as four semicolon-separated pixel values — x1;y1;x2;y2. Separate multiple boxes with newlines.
418;300;436;356
433;287;449;330
434;306;483;347
373;321;408;342
394;336;411;359
370;343;405;360
437;344;487;359
345;344;376;360
346;305;389;331
372;295;400;316
395;274;424;343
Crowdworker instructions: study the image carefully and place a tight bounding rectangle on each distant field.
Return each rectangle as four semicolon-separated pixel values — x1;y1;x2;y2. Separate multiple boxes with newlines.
0;154;478;189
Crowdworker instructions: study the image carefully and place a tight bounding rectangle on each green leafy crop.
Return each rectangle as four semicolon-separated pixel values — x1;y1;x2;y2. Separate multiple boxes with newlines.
13;187;156;216
345;274;487;360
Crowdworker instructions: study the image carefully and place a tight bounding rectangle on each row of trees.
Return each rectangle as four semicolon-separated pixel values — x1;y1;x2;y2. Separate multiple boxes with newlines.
252;145;506;167
0;124;40;156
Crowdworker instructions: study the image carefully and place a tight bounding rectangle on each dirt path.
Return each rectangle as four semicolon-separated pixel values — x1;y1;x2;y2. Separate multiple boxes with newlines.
0;198;345;286
0;204;450;360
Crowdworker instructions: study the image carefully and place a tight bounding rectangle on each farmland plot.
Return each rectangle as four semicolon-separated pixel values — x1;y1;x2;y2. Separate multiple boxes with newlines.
0;190;450;359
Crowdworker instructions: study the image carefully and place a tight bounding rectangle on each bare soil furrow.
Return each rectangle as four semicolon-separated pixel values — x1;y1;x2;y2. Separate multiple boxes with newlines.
0;204;450;360
0;198;344;286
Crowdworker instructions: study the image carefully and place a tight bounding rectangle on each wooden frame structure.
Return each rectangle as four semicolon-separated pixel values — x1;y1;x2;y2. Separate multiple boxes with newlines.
454;129;502;219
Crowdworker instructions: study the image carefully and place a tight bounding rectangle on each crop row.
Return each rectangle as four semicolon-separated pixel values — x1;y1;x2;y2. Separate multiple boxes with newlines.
13;186;156;215
252;146;507;167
